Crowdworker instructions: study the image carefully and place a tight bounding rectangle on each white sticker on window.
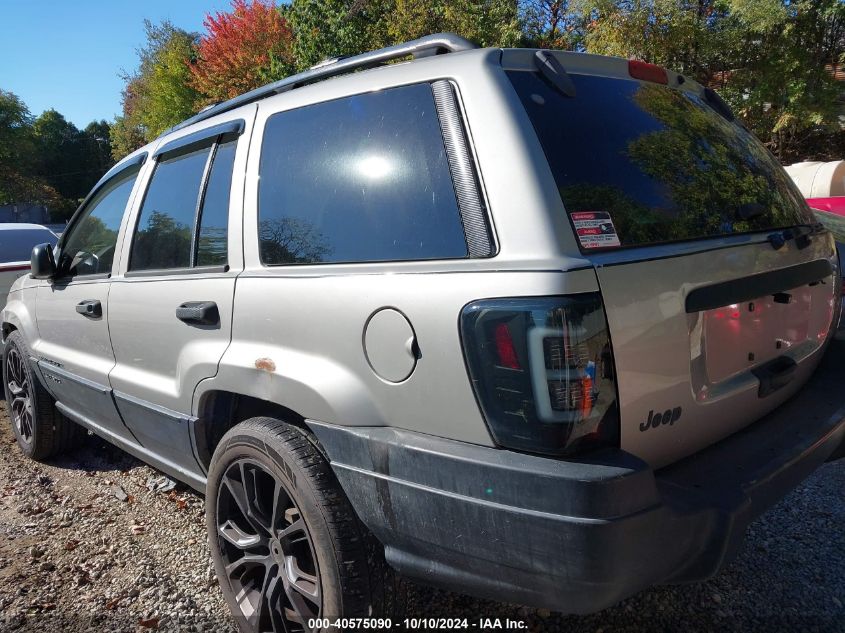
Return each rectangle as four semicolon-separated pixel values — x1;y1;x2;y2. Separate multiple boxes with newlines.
570;211;621;249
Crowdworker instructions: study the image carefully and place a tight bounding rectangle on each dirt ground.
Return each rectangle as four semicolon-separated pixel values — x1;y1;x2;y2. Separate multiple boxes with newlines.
0;406;842;633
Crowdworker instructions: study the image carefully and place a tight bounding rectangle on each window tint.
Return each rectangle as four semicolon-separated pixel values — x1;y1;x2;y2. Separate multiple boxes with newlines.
258;83;467;265
60;168;138;276
0;229;57;263
507;71;814;250
130;146;211;271
196;139;236;266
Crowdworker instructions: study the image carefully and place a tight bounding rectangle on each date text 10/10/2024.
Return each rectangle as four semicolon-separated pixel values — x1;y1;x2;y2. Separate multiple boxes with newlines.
307;618;529;630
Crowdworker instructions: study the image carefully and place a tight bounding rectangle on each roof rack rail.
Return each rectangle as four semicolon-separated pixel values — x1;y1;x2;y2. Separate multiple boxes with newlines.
164;32;477;136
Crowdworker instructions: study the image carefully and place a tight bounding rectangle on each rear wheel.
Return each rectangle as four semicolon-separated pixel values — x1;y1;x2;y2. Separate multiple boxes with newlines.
3;331;83;460
207;417;401;633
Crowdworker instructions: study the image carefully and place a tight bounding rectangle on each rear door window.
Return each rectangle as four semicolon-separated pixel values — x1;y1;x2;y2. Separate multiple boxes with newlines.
131;146;210;271
130;134;236;272
507;71;814;250
257;83;468;265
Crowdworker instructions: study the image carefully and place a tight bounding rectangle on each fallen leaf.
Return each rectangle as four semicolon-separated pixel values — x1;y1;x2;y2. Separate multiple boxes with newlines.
138;616;160;629
64;540;79;551
175;498;187;510
105;596;122;610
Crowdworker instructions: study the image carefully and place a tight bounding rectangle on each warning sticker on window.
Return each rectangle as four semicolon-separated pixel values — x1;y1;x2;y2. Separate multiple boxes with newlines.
570;211;621;249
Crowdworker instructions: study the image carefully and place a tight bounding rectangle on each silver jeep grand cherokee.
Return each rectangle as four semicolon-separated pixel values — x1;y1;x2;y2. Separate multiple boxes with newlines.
3;34;844;630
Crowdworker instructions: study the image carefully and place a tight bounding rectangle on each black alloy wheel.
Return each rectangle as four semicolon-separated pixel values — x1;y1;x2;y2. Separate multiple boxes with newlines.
3;331;82;460
5;344;33;444
216;458;321;632
207;417;403;633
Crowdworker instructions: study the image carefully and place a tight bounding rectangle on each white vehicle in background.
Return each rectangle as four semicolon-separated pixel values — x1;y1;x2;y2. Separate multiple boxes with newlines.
0;224;58;306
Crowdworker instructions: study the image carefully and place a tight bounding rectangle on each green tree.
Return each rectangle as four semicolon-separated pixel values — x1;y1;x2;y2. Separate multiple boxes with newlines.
32;110;85;199
287;0;521;69
110;21;201;158
384;0;522;48
287;0;387;70
80;120;115;193
521;0;586;49
581;0;732;82
577;0;844;161
0;90;61;210
0;90;36;177
110;75;147;161
30;111;114;218
717;0;845;161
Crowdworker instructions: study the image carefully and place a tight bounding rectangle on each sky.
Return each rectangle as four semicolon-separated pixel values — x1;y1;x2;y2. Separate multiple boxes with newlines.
0;1;235;129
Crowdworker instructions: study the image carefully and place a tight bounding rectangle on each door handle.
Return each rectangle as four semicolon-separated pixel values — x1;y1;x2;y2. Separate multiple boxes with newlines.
75;300;102;318
176;301;219;326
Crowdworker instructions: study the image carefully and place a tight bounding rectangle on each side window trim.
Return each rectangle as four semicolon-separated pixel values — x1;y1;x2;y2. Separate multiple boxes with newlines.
153;119;244;159
431;80;494;258
191;140;220;267
124;264;228;278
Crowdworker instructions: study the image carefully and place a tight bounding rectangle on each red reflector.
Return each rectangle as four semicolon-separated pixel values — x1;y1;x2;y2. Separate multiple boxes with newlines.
628;59;668;85
494;322;521;369
580;375;593;417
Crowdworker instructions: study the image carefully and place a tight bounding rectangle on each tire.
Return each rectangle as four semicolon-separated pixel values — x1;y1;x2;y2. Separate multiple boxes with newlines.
2;330;83;460
206;416;403;633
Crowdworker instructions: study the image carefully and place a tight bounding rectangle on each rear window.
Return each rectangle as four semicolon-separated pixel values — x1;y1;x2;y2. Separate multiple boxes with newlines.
507;71;814;250
0;228;57;263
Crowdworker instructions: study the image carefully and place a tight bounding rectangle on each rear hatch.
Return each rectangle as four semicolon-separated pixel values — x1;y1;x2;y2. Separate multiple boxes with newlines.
504;51;839;467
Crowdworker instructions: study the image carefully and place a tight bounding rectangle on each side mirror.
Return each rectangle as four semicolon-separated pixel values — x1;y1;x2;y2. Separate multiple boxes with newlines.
30;243;57;279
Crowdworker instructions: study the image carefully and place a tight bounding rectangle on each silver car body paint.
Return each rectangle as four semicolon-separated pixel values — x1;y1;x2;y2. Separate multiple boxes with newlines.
1;45;836;472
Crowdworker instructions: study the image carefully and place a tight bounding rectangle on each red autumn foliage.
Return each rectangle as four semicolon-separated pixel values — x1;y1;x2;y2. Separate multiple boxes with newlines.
189;0;294;104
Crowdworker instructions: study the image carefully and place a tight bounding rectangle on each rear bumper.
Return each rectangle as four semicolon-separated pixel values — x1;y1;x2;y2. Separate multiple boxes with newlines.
307;341;845;615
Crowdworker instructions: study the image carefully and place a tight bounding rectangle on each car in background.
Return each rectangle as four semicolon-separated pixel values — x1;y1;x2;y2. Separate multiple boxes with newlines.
0;224;58;306
807;197;845;216
809;208;845;338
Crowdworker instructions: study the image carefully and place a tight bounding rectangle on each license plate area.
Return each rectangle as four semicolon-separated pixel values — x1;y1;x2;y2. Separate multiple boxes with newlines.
701;282;830;384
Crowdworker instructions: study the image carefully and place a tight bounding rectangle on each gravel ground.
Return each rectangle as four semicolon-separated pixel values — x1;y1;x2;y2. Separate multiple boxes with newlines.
0;407;842;633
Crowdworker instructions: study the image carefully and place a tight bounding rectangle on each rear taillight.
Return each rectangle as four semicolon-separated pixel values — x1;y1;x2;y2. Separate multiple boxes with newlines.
460;295;619;456
628;59;668;84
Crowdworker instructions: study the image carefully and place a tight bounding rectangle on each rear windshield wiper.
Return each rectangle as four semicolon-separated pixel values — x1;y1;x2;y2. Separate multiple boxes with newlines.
534;50;577;98
768;224;817;250
704;87;735;122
